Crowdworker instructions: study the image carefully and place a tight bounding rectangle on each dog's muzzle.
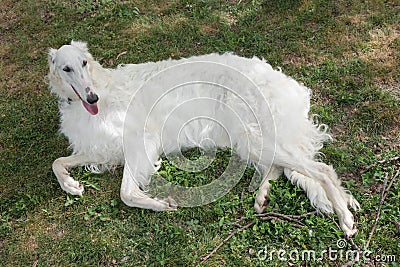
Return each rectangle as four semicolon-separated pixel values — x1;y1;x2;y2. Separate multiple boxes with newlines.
87;92;99;104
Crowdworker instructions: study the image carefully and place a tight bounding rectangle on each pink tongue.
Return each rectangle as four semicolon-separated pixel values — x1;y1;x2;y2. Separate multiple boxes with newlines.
82;101;98;115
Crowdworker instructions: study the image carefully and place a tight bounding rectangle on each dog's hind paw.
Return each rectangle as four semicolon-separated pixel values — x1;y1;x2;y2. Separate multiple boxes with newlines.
339;211;357;237
348;196;361;211
344;227;357;237
254;191;269;214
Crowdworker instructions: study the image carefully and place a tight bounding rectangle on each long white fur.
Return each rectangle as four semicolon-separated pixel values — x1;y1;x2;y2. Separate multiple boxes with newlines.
48;40;360;236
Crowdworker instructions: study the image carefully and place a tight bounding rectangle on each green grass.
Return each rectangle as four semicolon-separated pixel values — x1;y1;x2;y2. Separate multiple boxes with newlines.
1;0;399;266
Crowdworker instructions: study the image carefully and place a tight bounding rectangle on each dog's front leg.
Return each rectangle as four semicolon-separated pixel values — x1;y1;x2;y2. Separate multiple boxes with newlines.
52;154;89;195
120;132;178;211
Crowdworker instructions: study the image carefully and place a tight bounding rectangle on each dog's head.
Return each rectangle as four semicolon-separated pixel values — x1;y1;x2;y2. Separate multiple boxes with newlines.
48;40;99;115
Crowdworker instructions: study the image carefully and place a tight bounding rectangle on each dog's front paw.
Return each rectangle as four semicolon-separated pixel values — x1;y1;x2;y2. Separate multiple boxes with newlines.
154;197;178;211
63;180;84;196
60;177;84;196
53;161;85;196
120;191;178;211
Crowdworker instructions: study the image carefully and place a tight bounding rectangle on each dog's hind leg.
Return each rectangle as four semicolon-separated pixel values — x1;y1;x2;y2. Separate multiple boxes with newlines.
283;161;360;236
52;154;90;195
120;164;177;211
254;165;283;213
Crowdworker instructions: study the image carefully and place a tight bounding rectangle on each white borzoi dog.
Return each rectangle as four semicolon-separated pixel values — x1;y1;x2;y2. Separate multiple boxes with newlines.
48;40;359;236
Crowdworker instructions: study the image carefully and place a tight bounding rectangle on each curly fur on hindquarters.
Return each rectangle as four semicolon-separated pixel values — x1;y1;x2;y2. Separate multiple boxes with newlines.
48;40;360;236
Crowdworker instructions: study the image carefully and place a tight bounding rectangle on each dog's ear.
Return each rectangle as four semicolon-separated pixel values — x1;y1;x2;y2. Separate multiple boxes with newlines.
48;48;57;65
71;40;88;52
71;40;93;60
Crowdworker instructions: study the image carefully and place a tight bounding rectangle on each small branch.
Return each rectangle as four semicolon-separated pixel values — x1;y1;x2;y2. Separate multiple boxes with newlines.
326;214;361;252
365;172;389;249
346;236;361;252
254;211;318;218
258;216;304;228
327;214;362;266
255;212;303;225
115;51;127;61
21;143;34;160
343;169;399;266
240;188;246;213
230;216;246;227
327;214;340;229
231;222;243;228
201;211;317;263
290;211;319;219
200;221;255;264
361;156;399;174
382;169;399;201
365;169;398;250
255;211;318;225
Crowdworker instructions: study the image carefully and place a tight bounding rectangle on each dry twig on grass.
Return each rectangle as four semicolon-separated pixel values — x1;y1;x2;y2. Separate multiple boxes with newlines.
200;211;317;263
200;221;255;264
326;214;362;265
366;169;399;249
360;156;399;174
336;168;399;266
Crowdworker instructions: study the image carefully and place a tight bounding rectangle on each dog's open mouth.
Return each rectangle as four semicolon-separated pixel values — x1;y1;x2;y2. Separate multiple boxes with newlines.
71;85;98;115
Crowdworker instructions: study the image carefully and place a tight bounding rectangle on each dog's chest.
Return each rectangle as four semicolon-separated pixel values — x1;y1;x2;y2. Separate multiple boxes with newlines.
59;103;125;161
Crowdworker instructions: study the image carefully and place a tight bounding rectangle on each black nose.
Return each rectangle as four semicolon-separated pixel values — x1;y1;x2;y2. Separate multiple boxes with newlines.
87;93;99;104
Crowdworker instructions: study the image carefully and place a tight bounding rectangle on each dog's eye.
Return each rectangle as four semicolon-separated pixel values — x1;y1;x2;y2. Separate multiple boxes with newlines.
63;66;71;72
82;60;87;67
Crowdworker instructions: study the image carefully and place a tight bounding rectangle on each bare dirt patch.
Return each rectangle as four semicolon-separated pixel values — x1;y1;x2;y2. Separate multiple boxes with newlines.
0;0;20;32
360;26;399;68
127;14;188;36
363;25;400;100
